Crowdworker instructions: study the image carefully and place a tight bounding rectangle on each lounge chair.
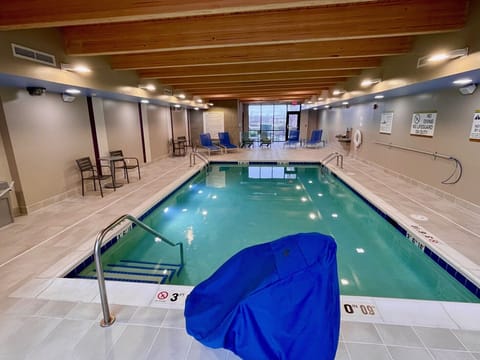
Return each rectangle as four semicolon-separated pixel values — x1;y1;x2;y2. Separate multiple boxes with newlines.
241;132;254;148
109;150;141;183
259;132;272;148
283;129;300;148
306;129;325;148
218;132;238;152
76;157;113;197
199;133;222;156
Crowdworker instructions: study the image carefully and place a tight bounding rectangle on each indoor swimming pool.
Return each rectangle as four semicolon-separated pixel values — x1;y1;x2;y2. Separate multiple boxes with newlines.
69;163;479;303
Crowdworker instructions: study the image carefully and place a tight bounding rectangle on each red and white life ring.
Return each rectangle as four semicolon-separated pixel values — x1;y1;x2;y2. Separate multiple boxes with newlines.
353;129;362;148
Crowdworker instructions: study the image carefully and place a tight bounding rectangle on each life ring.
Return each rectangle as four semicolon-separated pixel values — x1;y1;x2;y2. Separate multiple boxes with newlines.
353;129;362;148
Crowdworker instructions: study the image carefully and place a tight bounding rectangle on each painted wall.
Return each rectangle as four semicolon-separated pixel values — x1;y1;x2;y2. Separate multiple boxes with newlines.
103;99;143;162
190;100;240;147
0;87;93;212
147;105;171;161
316;86;480;206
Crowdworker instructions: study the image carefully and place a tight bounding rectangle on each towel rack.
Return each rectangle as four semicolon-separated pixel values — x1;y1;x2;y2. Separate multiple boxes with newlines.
374;142;462;184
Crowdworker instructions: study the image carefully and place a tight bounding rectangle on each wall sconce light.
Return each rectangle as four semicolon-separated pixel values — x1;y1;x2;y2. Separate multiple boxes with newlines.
139;84;156;91
141;99;149;104
374;94;384;99
207;102;214;107
176;93;186;99
417;48;468;68
60;63;91;73
61;93;76;103
332;89;344;96
360;78;381;87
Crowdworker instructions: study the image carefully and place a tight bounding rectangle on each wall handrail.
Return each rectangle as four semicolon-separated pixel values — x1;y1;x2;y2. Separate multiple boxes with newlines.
94;214;184;327
374;141;462;184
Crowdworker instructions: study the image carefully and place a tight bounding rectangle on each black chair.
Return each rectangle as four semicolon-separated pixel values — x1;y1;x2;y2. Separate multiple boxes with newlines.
76;157;113;197
109;150;141;183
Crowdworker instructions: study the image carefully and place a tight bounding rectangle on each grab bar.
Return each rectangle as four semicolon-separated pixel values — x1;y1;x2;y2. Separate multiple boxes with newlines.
94;214;184;327
374;142;462;184
321;152;343;169
190;151;209;169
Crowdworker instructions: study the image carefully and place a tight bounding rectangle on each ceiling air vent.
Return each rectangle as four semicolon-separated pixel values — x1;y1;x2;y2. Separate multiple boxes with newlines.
11;43;56;67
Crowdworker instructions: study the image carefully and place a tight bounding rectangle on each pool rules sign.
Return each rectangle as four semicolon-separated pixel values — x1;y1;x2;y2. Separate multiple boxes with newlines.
470;111;480;141
410;112;437;137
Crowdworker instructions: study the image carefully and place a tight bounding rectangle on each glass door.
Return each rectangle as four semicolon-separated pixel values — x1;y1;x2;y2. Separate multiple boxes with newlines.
286;111;300;140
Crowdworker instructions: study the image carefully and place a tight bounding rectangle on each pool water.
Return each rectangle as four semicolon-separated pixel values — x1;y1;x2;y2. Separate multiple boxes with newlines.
76;164;478;302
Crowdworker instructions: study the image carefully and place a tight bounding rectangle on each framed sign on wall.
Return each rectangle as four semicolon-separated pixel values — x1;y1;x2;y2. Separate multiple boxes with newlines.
410;112;437;137
469;110;480;141
380;112;394;134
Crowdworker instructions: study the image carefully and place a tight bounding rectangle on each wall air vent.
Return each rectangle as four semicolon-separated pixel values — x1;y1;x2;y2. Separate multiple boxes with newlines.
11;43;56;67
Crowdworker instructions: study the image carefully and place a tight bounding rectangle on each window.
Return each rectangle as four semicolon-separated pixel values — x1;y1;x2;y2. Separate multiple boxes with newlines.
248;104;292;142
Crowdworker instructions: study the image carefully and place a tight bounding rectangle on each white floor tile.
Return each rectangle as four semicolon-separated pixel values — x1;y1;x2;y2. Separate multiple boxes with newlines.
374;299;458;328
429;349;476;360
106;325;159;360
145;327;193;360
387;346;433;360
25;319;93;360
37;278;98;302
442;303;480;331
414;327;466;351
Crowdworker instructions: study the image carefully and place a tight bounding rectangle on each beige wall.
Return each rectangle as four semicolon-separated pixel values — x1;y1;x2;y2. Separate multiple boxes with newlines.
190;100;240;147
0;87;93;212
147;105;171;161
103;99;143;162
316;86;480;206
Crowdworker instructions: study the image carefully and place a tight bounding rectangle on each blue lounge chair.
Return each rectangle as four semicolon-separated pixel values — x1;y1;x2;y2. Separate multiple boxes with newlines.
306;129;325;148
199;133;222;156
218;132;238;152
284;129;300;148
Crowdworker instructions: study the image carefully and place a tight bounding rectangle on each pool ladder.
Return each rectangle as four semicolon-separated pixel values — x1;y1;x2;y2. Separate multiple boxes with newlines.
189;150;209;170
321;152;344;170
94;214;184;327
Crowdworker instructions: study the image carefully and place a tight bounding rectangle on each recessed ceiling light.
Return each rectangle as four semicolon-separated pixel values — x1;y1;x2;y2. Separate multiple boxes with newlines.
61;63;91;73
139;84;156;91
65;88;81;94
427;53;450;62
452;78;473;86
361;78;381;87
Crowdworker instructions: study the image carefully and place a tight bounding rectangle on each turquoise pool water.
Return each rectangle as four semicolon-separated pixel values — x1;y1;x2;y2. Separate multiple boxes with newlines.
74;164;478;302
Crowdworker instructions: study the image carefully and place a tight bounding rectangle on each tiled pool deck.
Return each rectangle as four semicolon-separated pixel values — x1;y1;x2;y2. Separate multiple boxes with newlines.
1;144;479;360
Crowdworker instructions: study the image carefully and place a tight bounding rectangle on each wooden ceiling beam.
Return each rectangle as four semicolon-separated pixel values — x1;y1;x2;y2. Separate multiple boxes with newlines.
154;70;358;86
113;37;412;69
0;1;372;30
135;58;380;78
63;0;468;55
186;83;337;93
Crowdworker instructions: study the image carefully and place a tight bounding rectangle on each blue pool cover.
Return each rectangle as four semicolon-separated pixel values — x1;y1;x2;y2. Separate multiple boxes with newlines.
184;232;340;360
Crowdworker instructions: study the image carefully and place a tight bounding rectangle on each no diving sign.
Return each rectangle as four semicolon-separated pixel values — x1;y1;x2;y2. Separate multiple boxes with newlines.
153;285;192;309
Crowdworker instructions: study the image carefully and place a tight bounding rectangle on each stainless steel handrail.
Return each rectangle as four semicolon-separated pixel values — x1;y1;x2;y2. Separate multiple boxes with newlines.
94;214;184;327
189;151;209;168
321;152;343;169
374;141;462;184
